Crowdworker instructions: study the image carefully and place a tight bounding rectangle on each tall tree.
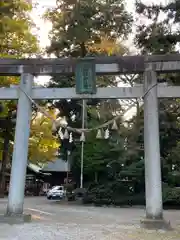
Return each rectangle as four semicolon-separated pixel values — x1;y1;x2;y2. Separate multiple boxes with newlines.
45;0;133;186
133;0;180;190
45;0;132;123
44;0;132;126
0;0;39;196
45;0;132;57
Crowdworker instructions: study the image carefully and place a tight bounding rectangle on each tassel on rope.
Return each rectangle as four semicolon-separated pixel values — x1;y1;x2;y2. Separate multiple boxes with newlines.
63;129;69;139
80;132;85;142
58;127;64;139
104;128;110;139
69;132;73;143
111;120;118;130
96;129;103;139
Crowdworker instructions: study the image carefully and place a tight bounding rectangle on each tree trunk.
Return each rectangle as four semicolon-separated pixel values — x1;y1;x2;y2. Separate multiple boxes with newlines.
94;172;98;183
80;42;87;57
0;128;9;197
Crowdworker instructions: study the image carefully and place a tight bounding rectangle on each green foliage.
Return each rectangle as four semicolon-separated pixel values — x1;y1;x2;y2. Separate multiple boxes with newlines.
135;0;180;167
0;0;39;121
83;181;145;206
83;184;180;207
126;1;180;205
45;0;133;189
0;0;40;165
163;184;180;206
0;0;39;57
45;0;132;57
72;128;126;183
29;108;60;164
79;1;180;208
46;0;131;133
44;0;180;208
135;0;180;54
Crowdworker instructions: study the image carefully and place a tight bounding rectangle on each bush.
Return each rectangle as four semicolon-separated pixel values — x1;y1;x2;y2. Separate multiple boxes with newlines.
163;186;180;206
74;188;87;198
83;183;180;208
82;194;93;204
129;194;145;205
83;183;145;206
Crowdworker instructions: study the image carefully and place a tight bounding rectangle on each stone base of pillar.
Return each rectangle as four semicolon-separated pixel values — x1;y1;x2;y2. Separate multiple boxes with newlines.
140;218;172;230
0;213;31;224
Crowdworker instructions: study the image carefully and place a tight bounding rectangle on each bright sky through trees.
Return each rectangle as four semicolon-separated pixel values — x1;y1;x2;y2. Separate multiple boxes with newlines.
32;0;167;49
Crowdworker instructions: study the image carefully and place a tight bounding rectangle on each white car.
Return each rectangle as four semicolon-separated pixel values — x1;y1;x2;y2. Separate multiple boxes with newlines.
47;186;66;200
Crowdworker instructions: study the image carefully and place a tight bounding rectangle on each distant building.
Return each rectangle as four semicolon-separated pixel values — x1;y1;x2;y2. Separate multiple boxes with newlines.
40;158;72;186
0;162;50;195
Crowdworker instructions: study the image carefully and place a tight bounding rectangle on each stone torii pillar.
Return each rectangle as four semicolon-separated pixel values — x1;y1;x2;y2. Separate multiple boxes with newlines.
142;64;170;229
5;73;33;223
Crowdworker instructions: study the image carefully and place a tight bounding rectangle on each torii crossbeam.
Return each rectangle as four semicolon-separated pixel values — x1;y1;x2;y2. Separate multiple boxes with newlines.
1;54;180;228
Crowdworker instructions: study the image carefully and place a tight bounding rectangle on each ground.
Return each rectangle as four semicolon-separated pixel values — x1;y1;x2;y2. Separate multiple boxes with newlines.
0;197;180;239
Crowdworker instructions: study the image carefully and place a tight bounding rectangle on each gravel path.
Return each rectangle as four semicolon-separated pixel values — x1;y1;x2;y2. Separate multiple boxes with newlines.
0;197;179;240
0;222;179;240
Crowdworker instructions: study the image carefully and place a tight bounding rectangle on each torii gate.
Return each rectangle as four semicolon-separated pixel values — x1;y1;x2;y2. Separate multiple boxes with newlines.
0;55;180;227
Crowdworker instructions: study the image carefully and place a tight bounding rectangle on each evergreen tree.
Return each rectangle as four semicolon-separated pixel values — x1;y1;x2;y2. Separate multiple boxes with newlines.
45;0;133;186
135;0;180;54
45;0;132;57
133;0;180;190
